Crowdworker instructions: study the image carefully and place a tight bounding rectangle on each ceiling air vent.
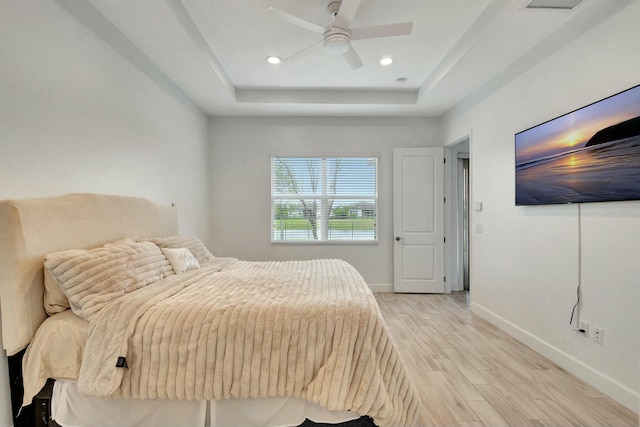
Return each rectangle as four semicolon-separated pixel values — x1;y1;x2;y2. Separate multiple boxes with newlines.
525;0;583;9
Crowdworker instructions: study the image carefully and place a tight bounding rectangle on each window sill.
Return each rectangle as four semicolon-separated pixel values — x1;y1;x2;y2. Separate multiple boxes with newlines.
271;240;378;245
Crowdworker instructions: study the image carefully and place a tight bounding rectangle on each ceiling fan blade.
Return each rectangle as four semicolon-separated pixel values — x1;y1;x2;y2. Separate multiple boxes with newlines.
267;7;325;34
285;39;324;62
335;0;362;28
350;22;413;40
342;45;363;69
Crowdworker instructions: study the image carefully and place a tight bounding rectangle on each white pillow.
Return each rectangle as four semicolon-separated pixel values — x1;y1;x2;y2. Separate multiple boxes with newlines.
161;247;200;275
136;235;214;264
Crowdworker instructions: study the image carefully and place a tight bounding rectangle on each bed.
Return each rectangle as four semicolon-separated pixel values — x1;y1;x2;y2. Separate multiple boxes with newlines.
0;193;419;427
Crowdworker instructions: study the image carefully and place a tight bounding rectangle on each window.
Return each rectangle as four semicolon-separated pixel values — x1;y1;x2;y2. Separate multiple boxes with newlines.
271;155;378;242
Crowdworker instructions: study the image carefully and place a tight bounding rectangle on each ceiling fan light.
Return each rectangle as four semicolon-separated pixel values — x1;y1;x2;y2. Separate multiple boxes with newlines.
324;34;350;55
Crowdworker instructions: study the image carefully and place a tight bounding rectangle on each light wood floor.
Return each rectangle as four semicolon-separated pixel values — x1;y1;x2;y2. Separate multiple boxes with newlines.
374;292;639;427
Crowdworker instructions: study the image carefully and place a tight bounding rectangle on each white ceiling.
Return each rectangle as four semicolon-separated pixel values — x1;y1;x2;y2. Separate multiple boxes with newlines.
57;0;627;117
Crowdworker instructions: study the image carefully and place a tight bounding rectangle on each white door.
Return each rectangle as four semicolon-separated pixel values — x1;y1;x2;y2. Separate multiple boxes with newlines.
393;147;445;293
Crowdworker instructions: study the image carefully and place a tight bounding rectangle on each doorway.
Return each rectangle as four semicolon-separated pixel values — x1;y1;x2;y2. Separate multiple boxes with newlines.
446;137;470;293
459;154;470;291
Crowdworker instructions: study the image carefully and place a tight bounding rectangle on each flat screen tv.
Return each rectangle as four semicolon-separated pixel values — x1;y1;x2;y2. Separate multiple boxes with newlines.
515;84;640;205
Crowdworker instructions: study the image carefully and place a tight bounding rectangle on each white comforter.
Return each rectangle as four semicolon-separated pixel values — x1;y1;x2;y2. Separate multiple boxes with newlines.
70;258;418;427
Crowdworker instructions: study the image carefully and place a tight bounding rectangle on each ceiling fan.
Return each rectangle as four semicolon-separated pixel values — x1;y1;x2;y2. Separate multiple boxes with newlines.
268;0;413;69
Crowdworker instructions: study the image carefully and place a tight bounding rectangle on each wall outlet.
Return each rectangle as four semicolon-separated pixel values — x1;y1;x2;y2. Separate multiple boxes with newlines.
578;321;589;336
593;327;604;344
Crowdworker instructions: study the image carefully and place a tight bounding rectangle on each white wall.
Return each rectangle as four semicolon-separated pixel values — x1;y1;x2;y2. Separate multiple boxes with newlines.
208;116;441;286
0;2;210;425
441;2;640;412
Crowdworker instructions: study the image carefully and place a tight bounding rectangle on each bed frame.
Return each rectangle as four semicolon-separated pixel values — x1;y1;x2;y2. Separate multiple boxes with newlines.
1;194;376;427
8;349;52;427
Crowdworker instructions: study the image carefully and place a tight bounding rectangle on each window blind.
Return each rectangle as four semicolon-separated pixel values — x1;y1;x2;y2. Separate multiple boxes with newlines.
271;156;378;242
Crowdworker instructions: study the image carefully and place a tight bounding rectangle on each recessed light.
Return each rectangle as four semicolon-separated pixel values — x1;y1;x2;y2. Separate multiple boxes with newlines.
380;57;393;66
266;56;282;65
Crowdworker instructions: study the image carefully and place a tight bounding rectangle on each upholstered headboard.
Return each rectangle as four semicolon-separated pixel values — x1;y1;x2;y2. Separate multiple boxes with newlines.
0;193;178;356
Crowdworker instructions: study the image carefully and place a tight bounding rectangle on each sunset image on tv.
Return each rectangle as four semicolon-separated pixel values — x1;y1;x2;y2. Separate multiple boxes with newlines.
515;84;640;205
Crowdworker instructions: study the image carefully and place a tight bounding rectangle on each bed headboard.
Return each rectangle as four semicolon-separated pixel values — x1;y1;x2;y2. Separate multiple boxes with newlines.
0;193;178;356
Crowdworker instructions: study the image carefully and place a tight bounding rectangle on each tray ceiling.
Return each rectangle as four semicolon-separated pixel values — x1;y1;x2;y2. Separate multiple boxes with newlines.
54;0;631;116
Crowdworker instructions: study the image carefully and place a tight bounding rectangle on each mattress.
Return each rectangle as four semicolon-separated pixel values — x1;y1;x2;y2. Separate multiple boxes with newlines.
51;256;417;426
24;309;360;427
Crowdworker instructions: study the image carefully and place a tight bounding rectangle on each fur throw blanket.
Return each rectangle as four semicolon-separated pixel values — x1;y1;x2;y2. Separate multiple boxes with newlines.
51;256;419;427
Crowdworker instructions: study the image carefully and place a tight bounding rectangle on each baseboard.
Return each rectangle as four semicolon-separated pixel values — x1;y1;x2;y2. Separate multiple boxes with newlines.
368;283;393;293
471;302;639;414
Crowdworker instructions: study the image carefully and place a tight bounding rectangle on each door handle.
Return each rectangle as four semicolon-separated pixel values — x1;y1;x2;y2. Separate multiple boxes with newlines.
395;236;404;241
